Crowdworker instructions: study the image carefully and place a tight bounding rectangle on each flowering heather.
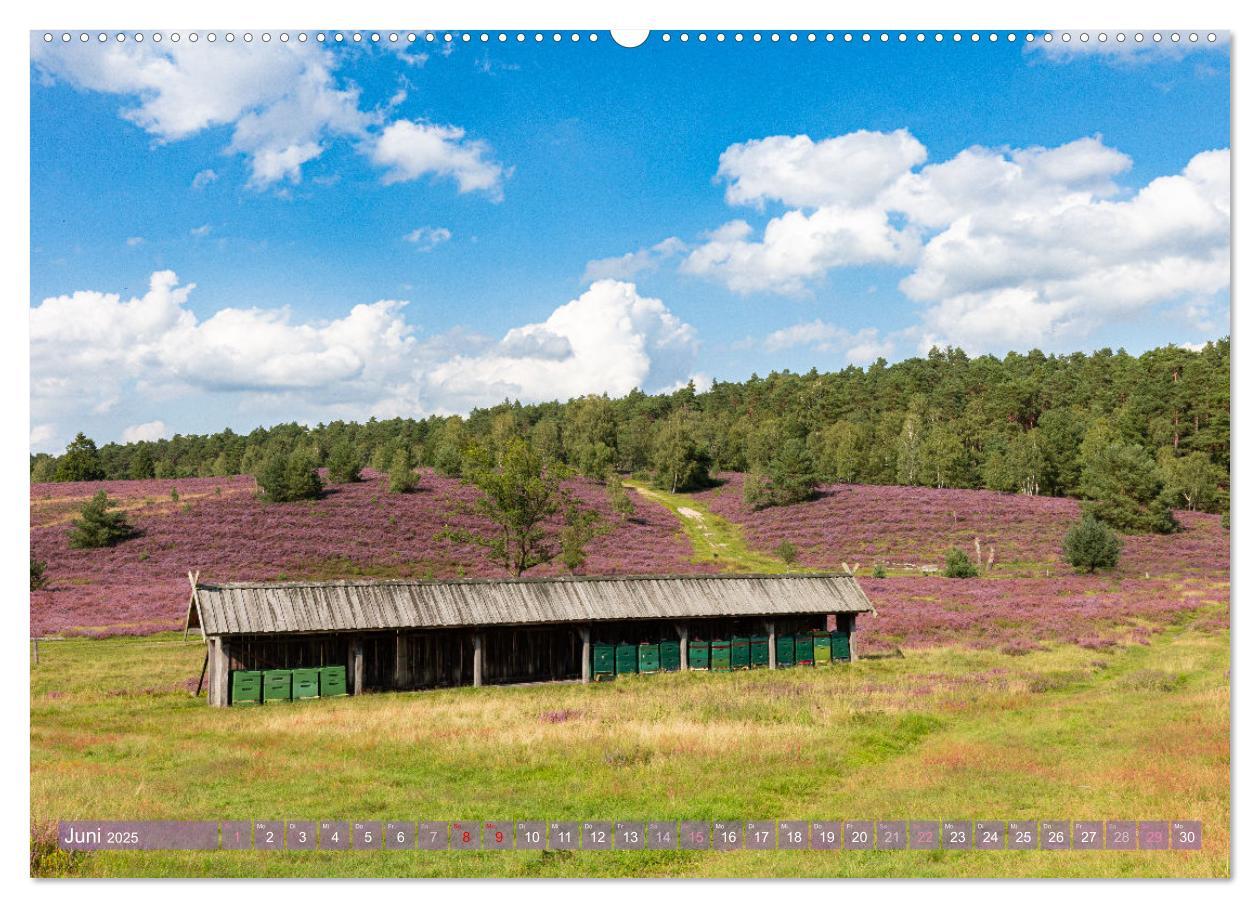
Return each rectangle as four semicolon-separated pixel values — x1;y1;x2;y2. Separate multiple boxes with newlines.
696;474;1230;653
29;470;705;637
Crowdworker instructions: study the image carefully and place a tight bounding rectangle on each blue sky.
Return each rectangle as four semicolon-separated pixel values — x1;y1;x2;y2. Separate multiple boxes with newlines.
29;32;1230;451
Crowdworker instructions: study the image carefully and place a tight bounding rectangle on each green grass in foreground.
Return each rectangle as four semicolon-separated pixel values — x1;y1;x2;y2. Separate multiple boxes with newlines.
30;610;1228;878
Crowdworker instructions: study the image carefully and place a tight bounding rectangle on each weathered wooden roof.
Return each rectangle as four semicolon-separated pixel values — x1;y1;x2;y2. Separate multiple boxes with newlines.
187;573;875;637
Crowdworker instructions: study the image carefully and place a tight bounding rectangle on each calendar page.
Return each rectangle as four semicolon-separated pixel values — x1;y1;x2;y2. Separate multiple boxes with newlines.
26;18;1230;886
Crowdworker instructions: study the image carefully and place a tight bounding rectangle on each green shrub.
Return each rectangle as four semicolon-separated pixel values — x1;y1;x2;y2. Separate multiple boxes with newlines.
327;440;364;484
774;540;798;564
68;491;138;549
942;547;978;578
30;558;48;591
257;451;323;503
1063;513;1123;573
872;564;887;579
388;447;418;494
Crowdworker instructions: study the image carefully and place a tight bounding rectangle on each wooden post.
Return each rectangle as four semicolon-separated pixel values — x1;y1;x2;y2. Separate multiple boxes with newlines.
676;623;689;671
849;614;859;661
579;627;591;683
209;637;229;707
393;632;411;689
31;639;38;666
766;621;777;670
350;638;365;695
472;632;484;688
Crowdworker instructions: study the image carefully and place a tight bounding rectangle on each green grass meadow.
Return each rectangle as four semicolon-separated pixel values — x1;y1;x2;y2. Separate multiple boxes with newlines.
30;613;1229;878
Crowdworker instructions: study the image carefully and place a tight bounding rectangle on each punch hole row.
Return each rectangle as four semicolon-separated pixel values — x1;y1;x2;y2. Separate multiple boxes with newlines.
41;31;1221;45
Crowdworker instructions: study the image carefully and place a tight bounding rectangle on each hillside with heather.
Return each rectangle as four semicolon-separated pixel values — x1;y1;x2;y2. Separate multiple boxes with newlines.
31;470;1227;655
29;470;709;637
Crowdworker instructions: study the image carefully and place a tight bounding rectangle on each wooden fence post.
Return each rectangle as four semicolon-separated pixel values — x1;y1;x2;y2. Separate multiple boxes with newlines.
676;623;689;671
766;621;777;670
472;632;484;688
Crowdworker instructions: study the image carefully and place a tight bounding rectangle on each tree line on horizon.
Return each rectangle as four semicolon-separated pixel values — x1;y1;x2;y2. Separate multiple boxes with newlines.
32;341;1231;534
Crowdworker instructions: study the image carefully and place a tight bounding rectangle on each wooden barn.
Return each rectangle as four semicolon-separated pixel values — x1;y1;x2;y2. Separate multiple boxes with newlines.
183;573;876;706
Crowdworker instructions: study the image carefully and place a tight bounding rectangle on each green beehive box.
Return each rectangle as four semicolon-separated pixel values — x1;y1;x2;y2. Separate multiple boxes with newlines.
262;669;292;702
795;635;814;666
615;642;638;675
230;670;262;706
813;632;832;666
592;642;616;680
710;639;732;672
659;639;681;672
319;665;347;697
638;642;661;674
776;634;796;667
292;668;320;699
730;636;750;670
750;634;770;668
831;630;851;662
688;640;710;670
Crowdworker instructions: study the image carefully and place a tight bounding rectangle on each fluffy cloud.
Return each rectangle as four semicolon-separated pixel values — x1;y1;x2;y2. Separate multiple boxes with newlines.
372;120;507;199
426;280;698;409
31;39;505;195
583;237;685;283
31;40;369;188
763;321;893;364
403;226;453;251
30;273;697;447
682;208;919;294
716;129;927;210
900;148;1230;349
121;420;168;443
684;127;1230;352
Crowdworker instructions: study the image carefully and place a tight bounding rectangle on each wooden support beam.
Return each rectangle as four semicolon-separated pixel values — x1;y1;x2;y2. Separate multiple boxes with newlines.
208;637;229;707
676;623;689;671
350;638;365;695
472;632;484;688
849;614;859;661
579;627;591;684
766;620;777;670
393;632;411;689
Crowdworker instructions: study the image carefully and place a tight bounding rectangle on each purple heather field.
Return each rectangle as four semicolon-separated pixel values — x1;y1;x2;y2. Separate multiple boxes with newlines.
29;469;709;637
695;474;1230;653
30;471;1228;653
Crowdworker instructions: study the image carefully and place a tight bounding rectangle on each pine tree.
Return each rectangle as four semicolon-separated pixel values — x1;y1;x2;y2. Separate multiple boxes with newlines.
68;491;137;549
256;451;323;502
943;547;979;578
54;433;105;482
1063;513;1122;573
1080;442;1177;533
327;440;364;484
388;447;418;493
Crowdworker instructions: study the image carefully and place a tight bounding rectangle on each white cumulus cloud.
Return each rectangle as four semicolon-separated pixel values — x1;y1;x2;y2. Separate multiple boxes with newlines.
682;127;1230;353
31;38;506;196
764;320;893;364
121;420;168;443
426;280;698;409
582;237;686;283
30;273;698;441
372;120;507;199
